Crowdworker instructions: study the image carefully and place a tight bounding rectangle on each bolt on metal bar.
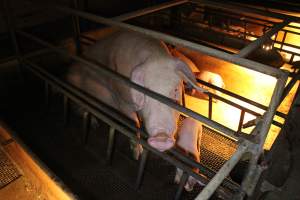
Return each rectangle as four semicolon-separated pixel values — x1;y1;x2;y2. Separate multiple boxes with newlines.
17;30;240;141
106;126;116;165
195;141;249;200
82;111;91;145
135;149;148;190
23;59;238;196
237;20;290;58
35;2;285;78
174;172;189;200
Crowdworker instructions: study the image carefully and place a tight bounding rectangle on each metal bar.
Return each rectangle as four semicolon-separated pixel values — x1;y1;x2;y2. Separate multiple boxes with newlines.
280;31;287;51
113;0;188;21
71;0;82;55
196;79;287;119
195;142;248;200
63;95;69;126
135;149;148;190
22;60;238;196
280;72;300;104
82;111;91;145
237;20;290;58
106;126;116;165
195;0;300;22
3;0;23;79
17;30;240;141
36;3;285;78
208;95;212;119
174;172;189;200
238;110;245;132
25;60;239;195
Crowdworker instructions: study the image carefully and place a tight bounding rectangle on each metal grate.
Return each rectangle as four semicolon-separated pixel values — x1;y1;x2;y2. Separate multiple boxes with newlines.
178;115;237;172
0;148;21;188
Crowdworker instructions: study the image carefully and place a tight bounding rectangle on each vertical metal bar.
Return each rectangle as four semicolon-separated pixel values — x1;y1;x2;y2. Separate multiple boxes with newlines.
238;110;246;132
71;0;82;55
182;85;186;107
273;33;278;47
63;95;70;126
135;149;149;190
208;95;213;119
280;31;287;51
82;111;91;145
106;126;116;165
3;0;24;80
289;54;295;64
174;172;189;200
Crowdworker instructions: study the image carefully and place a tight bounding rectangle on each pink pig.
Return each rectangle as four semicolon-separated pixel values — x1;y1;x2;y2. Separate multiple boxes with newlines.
174;117;205;191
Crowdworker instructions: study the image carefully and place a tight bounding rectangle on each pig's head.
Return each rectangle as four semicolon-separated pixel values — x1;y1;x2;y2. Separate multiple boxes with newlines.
130;58;201;152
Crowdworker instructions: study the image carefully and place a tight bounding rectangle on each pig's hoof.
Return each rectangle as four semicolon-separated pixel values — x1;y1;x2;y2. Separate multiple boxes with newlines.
148;133;175;152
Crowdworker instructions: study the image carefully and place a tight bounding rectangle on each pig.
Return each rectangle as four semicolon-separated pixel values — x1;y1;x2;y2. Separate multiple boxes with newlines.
190;71;225;102
174;117;205;191
66;31;204;158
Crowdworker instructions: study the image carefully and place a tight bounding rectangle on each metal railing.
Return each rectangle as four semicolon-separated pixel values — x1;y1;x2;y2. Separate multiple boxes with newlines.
2;0;295;199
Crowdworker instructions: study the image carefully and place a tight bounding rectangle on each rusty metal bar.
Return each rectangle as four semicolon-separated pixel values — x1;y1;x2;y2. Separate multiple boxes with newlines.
22;59;239;197
32;3;286;78
135;149;148;190
237;20;290;58
106;126;116;165
195;142;249;200
174;172;189;200
280;72;300;102
82;111;91;145
280;31;287;51
17;30;240;141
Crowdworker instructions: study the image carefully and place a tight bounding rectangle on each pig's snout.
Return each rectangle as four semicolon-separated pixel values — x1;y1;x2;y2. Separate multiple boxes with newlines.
148;132;175;152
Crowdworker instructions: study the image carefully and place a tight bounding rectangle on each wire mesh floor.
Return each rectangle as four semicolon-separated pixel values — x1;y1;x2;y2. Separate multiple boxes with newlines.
0;148;21;189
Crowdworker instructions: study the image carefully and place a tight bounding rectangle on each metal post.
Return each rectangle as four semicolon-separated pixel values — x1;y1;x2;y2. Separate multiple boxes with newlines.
106;127;116;165
238;110;245;132
45;82;50;107
135;149;149;190
195;142;248;200
71;0;82;55
208;95;213;119
174;172;189;200
3;0;24;81
82;111;91;145
237;20;290;58
280;31;287;51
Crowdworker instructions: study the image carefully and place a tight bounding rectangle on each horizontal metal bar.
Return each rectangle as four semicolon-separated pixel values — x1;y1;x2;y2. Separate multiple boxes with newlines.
197;79;287;119
35;2;285;78
195;0;300;22
112;0;188;21
17;30;240;141
195;142;248;200
237;20;290;58
22;59;238;196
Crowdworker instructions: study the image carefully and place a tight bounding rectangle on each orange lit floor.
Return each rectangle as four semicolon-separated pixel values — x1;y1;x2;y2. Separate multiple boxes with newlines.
0;124;75;200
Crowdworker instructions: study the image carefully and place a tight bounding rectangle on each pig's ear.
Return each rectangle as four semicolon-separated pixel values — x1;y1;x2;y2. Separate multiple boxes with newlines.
130;65;145;111
174;59;208;93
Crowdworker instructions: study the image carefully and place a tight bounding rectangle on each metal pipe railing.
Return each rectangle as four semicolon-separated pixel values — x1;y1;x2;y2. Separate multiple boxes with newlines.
22;59;239;198
17;30;240;141
237;20;290;58
195;141;249;200
31;2;285;78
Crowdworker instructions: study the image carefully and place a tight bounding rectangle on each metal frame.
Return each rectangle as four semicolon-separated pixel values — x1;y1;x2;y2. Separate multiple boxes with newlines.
3;0;298;199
